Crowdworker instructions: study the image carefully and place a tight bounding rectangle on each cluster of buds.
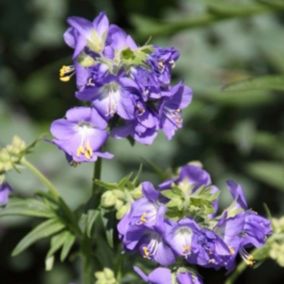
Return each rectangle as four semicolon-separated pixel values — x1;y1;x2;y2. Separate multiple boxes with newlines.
0;136;27;205
50;12;192;164
95;268;118;284
0;136;26;176
101;183;141;219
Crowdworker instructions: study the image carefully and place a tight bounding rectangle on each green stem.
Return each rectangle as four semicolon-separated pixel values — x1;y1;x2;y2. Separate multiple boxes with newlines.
224;261;247;284
22;158;81;236
21;158;60;199
92;157;102;194
81;238;94;284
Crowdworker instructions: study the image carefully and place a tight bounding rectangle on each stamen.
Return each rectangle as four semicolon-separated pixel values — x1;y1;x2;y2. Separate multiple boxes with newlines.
139;212;147;224
142;246;150;259
76;145;85;157
59;65;75;82
165;108;183;128
158;61;165;72
229;247;235;255
84;141;93;159
240;248;255;266
182;244;191;255
76;141;93;160
87;77;95;87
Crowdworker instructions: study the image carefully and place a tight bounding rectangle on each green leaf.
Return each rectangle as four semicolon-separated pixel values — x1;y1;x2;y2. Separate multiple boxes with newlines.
208;2;266;17
80;210;99;238
199;89;274;107
257;0;284;9
132;3;284;38
0;197;54;218
47;231;70;257
253;132;284;159
94;180;117;191
246;162;284;191
12;218;65;256
224;75;284;93
60;233;76;262
100;210;115;248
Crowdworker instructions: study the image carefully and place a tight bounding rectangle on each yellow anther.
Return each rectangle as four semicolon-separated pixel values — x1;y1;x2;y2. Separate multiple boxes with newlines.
142;246;150;258
243;254;255;266
59;65;74;82
76;145;85;157
76;141;93;160
84;141;93;159
182;244;191;255
229;247;235;255
60;76;71;82
140;213;147;224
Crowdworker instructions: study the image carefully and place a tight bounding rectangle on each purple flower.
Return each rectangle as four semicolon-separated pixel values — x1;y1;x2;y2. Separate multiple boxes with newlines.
0;182;11;206
106;25;137;59
117;182;175;265
50;107;113;163
215;210;272;269
112;98;159;145
159;83;192;140
134;266;203;284
148;47;180;85
64;12;110;58
117;182;164;246
159;163;212;190
134;267;172;284
226;180;248;209
76;73;135;120
122;68;162;101
166;218;230;269
176;271;203;284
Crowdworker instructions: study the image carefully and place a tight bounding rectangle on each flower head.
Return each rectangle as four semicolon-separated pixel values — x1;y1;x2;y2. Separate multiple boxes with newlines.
64;12;110;58
50;107;112;163
58;12;193;147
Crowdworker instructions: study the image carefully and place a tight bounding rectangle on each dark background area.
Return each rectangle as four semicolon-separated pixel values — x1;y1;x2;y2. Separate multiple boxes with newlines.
0;0;284;283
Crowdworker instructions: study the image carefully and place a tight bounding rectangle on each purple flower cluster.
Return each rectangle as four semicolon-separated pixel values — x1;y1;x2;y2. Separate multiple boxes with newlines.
118;164;272;283
51;12;192;163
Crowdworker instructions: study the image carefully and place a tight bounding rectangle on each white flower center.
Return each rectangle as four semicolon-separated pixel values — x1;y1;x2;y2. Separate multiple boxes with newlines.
174;226;193;256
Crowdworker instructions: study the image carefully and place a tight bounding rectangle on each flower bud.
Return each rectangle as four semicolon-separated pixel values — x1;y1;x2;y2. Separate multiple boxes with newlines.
101;191;117;208
95;268;118;284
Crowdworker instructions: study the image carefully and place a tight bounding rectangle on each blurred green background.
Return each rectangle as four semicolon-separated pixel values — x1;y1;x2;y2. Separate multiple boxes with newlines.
0;0;284;283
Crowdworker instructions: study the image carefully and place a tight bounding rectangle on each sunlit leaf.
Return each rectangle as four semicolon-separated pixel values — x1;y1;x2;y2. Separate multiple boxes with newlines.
12;218;65;256
224;75;284;92
246;162;284;191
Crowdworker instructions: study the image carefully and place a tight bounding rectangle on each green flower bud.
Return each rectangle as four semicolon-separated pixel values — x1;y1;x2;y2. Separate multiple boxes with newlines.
270;242;284;267
94;268;118;284
114;199;124;210
116;204;130;220
113;189;125;200
0;136;26;175
131;185;142;199
101;191;117;208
